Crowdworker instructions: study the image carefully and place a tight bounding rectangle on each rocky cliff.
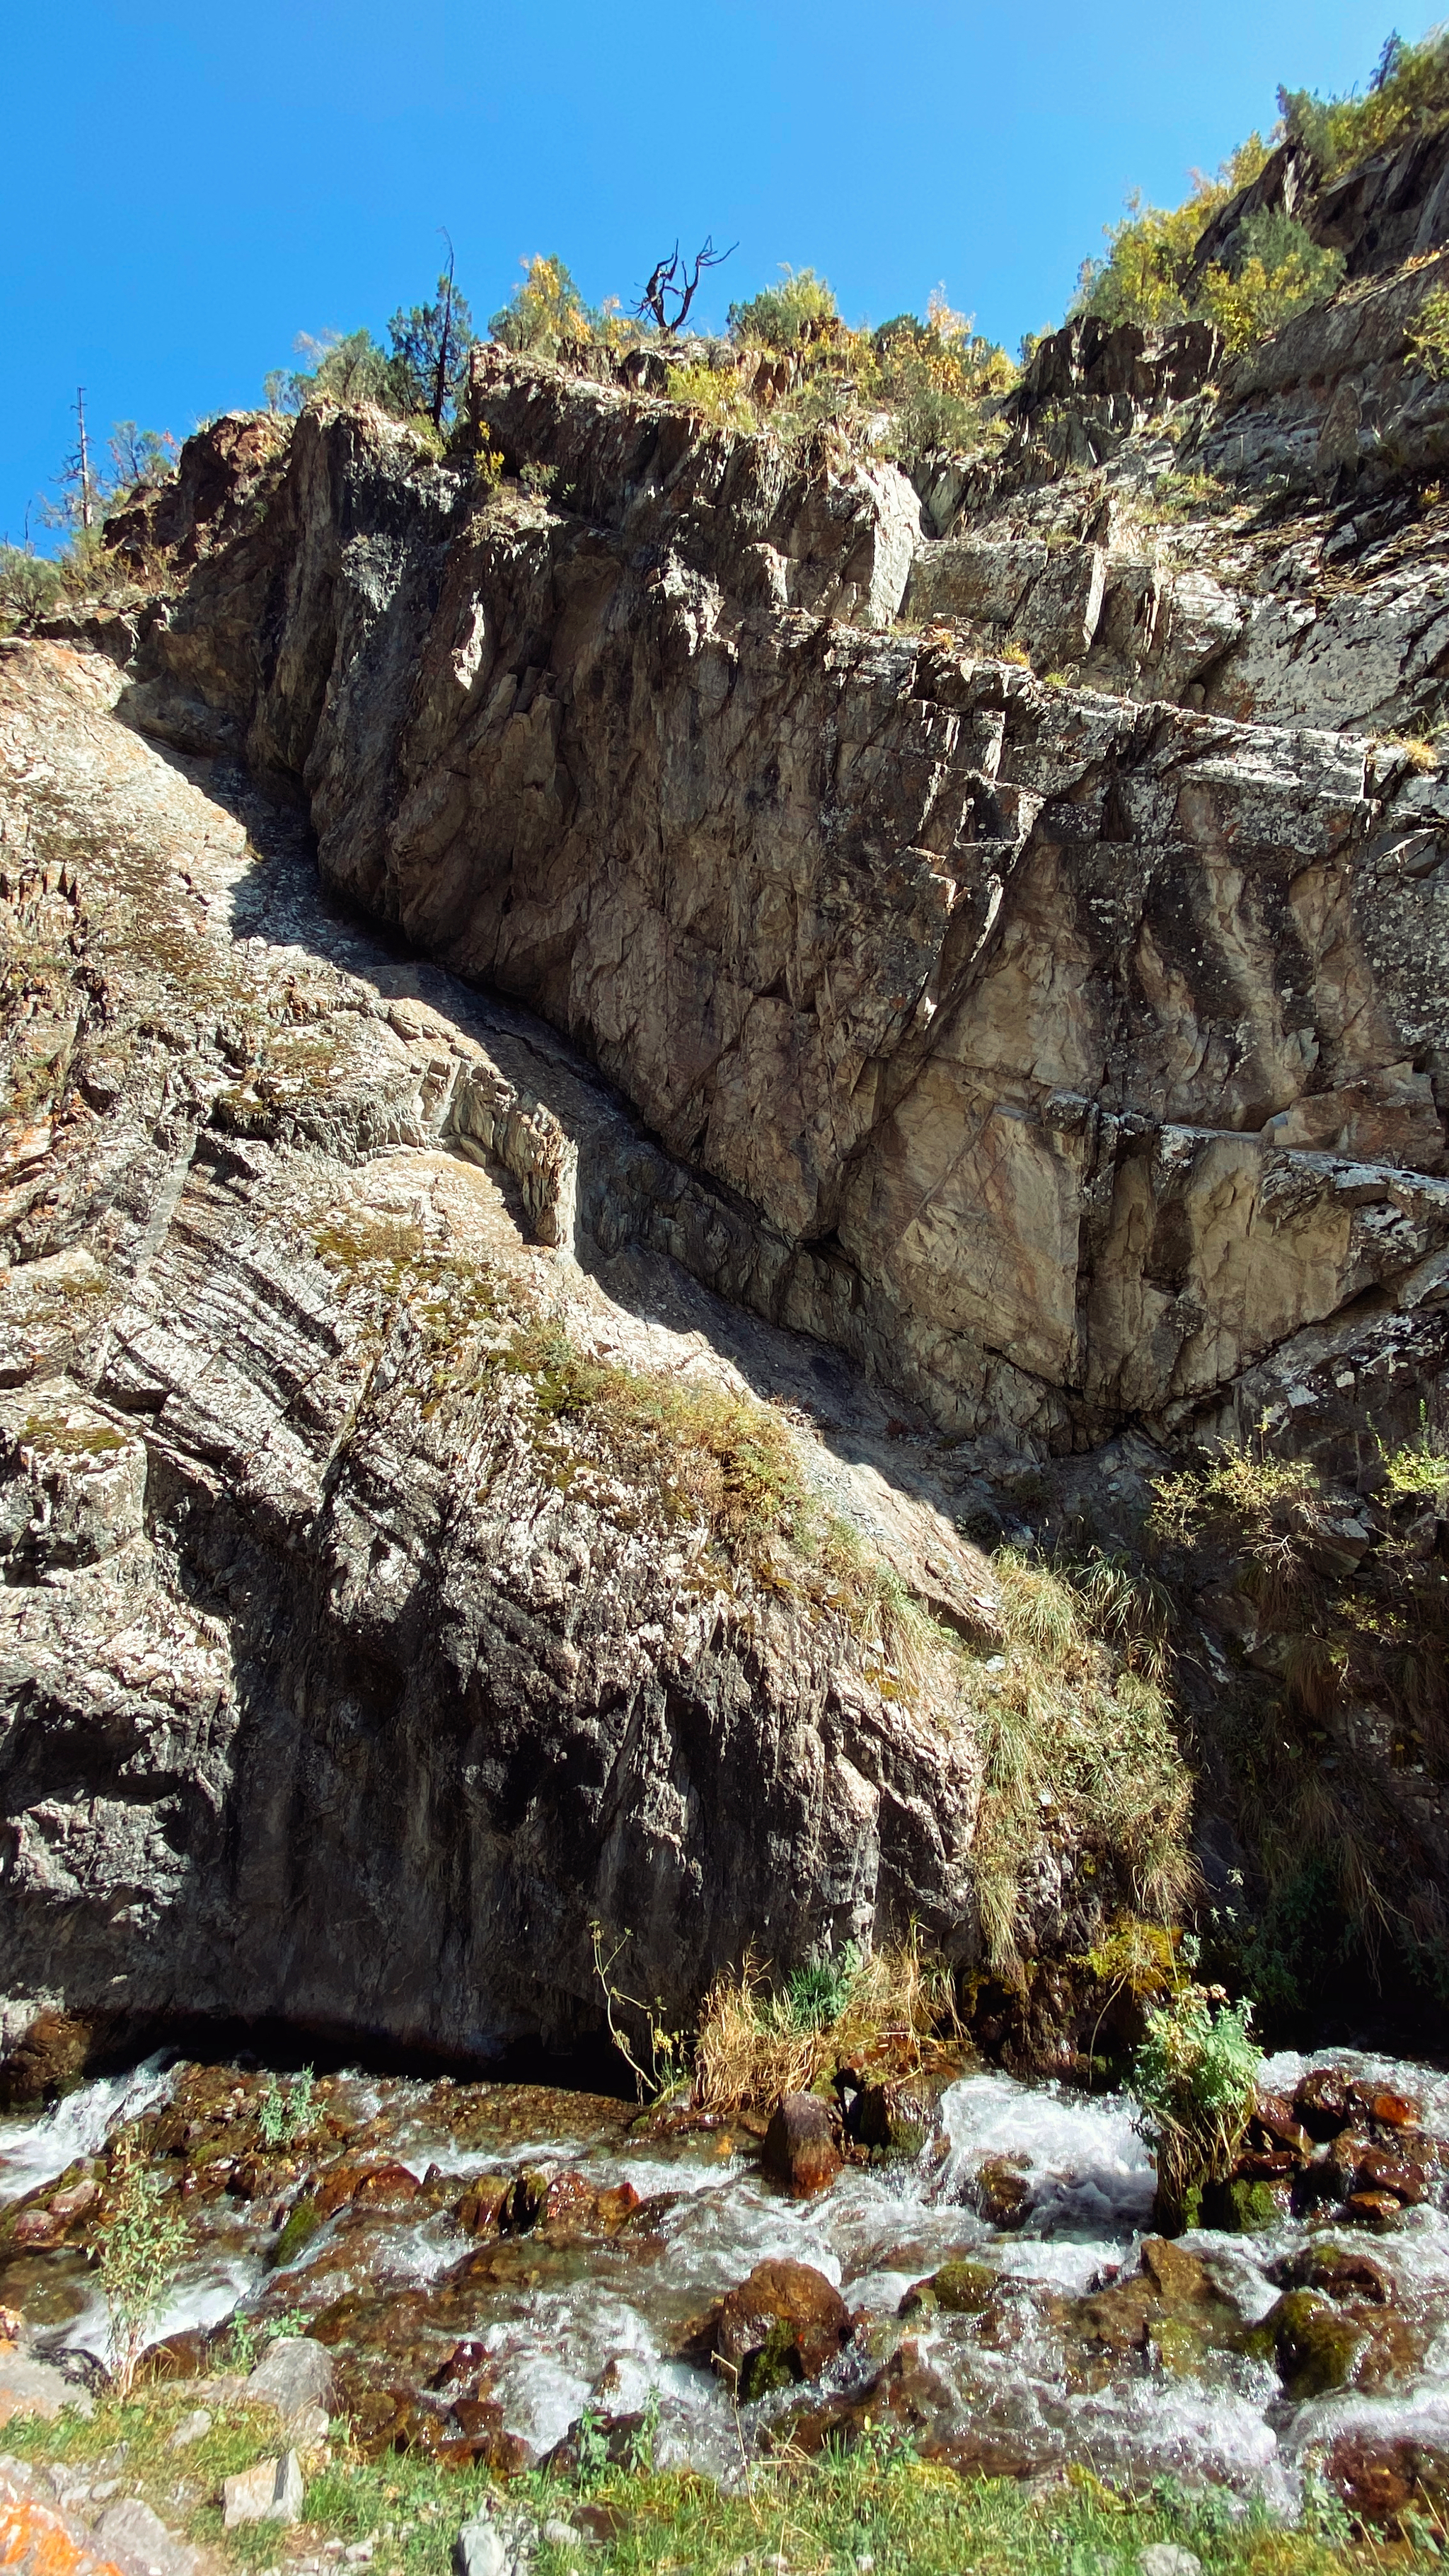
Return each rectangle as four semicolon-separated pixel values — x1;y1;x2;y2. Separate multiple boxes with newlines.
8;151;1449;2064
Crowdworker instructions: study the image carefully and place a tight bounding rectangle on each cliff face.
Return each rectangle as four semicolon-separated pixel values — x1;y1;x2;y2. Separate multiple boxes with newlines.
9;178;1449;2063
123;347;1449;1471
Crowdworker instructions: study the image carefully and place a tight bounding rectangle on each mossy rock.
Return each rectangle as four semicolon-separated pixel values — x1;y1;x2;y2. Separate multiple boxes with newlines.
1202;2177;1288;2234
1245;2289;1370;2396
271;2196;323;2268
739;2314;802;2401
899;2257;998;2318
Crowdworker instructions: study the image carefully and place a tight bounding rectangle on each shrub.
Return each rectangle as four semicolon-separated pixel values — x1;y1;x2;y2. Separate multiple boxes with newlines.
1073;136;1272;330
1074;142;1341;352
971;1549;1194;1977
1196;212;1345;353
1375;1400;1449;1504
728;265;840;350
1281;25;1449;181
693;1927;962;2113
0;545;62;629
664;361;759;432
91;2128;189;2396
490;254;596;358
1406;284;1449;379
1130;1980;1261;2224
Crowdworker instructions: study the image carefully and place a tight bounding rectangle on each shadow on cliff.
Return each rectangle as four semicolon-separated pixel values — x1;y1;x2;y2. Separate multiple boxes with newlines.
134;720;988;1559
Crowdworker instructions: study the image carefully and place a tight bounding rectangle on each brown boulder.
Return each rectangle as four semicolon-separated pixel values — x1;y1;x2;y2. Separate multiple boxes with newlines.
0;2012;96;2110
1269;2243;1392;2304
1139;2236;1211;2303
708;2258;852;2398
762;2094;841;2197
969;2154;1032;2227
1327;2434;1449;2527
1293;2068;1353;2139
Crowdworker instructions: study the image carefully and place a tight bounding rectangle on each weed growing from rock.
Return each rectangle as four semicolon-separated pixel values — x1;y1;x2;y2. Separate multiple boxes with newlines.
1129;1980;1262;2226
91;2127;190;2396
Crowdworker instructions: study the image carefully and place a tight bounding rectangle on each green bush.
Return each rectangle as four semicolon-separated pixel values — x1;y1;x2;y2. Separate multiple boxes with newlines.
490;253;596;357
0;544;62;629
1406;284;1449;380
1074;147;1342;352
1131;1981;1261;2224
1281;25;1449;180
728;265;840;349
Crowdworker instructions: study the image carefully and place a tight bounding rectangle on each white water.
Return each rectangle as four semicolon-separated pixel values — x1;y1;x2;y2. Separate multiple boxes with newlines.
3;2050;1446;2503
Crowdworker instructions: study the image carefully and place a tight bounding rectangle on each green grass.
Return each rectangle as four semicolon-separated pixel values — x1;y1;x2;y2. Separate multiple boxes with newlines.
3;2384;1382;2576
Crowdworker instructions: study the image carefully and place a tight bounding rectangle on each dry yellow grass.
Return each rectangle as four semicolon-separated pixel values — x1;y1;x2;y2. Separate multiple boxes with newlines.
692;1929;964;2116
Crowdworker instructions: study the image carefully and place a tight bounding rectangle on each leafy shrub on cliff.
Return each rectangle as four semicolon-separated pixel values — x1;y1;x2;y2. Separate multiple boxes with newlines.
490;254;599;358
1195;212;1345;353
1406;284;1449;379
0;544;62;631
1073;137;1273;329
728;265;840;349
1282;24;1449;180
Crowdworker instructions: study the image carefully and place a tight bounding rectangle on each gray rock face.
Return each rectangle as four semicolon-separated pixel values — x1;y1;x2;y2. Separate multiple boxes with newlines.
127;360;1449;1454
0;639;1004;2057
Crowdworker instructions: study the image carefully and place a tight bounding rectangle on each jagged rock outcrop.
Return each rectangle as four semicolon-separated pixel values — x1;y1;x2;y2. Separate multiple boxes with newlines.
105;353;1449;1465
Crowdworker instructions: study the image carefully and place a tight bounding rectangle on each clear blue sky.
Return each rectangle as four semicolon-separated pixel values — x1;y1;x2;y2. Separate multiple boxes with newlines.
0;0;1410;548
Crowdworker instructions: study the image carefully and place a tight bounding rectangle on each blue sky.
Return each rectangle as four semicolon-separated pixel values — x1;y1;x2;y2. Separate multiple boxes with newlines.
0;0;1409;548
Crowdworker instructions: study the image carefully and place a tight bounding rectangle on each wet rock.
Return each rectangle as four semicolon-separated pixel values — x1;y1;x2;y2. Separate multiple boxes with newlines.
1343;2190;1407;2231
1326;2432;1449;2529
452;2178;510;2238
1138;2237;1211;2302
1291;2069;1354;2139
0;2011;97;2110
845;2083;927;2161
1247;2093;1311;2157
1268;2241;1392;2304
222;2452;304;2527
762;2094;842;2197
782;2338;956;2454
899;2257;996;2316
967;2154;1032;2227
1247;2289;1370;2396
271;2197;323;2268
1201;2176;1291;2233
1347;2082;1422;2130
706;2258;853;2398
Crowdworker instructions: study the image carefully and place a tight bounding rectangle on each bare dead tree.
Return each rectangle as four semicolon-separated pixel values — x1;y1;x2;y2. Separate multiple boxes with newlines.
75;388;93;530
432;229;456;430
635;236;737;336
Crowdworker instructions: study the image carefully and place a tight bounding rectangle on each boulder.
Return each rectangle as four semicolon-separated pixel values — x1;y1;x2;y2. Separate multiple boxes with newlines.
93;2498;200;2576
899;2257;997;2316
221;2452;305;2528
245;2335;335;2427
708;2258;852;2399
761;2094;842;2197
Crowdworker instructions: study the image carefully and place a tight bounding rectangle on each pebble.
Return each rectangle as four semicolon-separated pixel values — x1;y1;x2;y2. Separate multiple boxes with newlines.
168;2410;212;2450
1139;2550;1203;2576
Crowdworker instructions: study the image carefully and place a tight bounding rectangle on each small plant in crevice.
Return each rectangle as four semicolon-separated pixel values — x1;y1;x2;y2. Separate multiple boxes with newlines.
258;2064;318;2148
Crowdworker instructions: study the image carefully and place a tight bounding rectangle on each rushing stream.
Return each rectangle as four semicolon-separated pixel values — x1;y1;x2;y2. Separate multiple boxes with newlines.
2;2049;1447;2517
